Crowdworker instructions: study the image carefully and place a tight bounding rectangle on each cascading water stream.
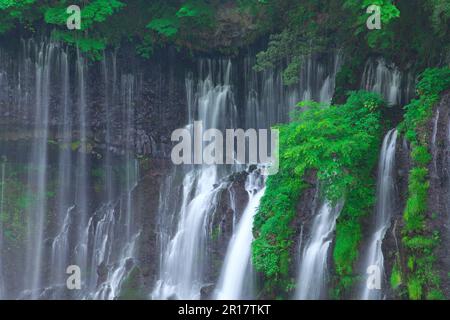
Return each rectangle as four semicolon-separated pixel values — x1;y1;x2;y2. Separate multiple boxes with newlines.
0;40;144;299
361;59;402;106
359;129;398;300
73;49;90;279
153;167;225;300
432;110;440;175
24;42;55;298
49;49;73;292
89;74;141;300
243;52;341;129
214;171;265;300
295;201;343;299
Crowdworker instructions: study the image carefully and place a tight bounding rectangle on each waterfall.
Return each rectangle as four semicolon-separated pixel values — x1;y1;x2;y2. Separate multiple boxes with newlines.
152;168;226;300
0;40;143;299
49;49;72;292
153;52;341;300
361;59;403;106
73;49;90;280
359;129;398;300
152;59;238;300
24;42;55;298
102;51;118;202
243;52;341;129
432;110;440;176
1;39;342;299
295;201;343;299
89;74;140;300
214;171;265;300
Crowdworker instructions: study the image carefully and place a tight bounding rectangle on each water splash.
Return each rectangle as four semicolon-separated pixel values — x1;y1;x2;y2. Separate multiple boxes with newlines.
295;201;343;299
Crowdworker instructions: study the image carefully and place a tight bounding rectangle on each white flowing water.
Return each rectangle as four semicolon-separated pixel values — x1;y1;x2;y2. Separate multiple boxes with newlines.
49;49;72;291
431;110;440;175
359;129;398;300
215;171;265;300
24;42;55;298
243;52;342;129
87;73;141;299
361;59;402;106
152;167;226;300
73;49;90;280
0;40;144;299
295;201;343;299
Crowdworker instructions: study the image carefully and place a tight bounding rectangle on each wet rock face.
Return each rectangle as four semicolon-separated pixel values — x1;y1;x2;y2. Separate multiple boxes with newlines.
381;133;410;299
285;170;319;299
82;49;188;159
201;170;249;299
127;159;171;296
382;91;450;299
0;43;188;159
427;91;450;297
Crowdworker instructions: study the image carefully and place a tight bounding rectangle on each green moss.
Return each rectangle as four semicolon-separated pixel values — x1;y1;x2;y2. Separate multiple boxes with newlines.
411;145;432;166
0;163;33;246
117;266;145;300
211;225;221;242
390;261;402;290
427;289;445;300
408;277;422;300
71;141;81;151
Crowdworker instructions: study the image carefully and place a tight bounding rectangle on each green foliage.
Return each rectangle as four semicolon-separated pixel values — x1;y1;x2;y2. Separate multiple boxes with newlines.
44;0;125;30
146;0;213;41
0;0;448;68
252;91;383;296
176;0;211;20
1;0;216;58
147;17;179;38
43;0;125;59
0;0;37;33
253;0;399;85
344;0;400;49
253;0;332;85
416;68;450;96
253;0;449;88
425;0;450;37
